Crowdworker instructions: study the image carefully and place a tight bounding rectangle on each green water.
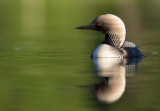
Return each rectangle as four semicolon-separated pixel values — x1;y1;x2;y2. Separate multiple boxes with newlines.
0;0;160;111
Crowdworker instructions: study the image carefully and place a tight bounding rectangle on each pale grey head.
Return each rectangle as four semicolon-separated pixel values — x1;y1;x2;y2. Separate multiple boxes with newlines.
76;14;126;48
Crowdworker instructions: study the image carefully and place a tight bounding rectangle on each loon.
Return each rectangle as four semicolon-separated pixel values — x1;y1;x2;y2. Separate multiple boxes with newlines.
76;14;144;58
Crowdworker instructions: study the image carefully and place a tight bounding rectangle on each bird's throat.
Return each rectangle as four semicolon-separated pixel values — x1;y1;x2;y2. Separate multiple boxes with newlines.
103;32;122;48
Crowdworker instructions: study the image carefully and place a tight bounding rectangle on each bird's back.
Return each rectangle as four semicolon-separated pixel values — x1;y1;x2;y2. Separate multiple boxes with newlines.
120;41;144;58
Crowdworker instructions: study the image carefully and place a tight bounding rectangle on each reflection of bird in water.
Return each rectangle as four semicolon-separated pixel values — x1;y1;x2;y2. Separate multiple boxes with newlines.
89;57;143;104
91;76;125;104
76;14;144;58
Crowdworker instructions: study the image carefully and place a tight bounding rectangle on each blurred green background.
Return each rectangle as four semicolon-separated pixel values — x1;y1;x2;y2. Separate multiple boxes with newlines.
0;0;160;111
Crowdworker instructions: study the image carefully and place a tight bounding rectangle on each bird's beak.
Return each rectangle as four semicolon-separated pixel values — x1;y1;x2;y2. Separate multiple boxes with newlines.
75;24;96;30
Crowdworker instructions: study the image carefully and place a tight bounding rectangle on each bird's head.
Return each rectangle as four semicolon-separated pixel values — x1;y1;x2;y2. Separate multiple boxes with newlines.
76;14;126;48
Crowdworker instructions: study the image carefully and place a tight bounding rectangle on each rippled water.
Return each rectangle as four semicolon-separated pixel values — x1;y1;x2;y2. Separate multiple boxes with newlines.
0;50;159;111
0;0;160;111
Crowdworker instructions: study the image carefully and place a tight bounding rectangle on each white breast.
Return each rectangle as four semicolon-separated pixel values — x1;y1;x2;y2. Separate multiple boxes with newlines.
92;44;123;58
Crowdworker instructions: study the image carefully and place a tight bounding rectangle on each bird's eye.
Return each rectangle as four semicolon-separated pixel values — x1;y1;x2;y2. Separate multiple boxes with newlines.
98;22;102;26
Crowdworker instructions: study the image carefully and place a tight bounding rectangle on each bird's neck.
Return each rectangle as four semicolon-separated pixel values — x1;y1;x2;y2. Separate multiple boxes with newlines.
102;33;111;45
102;32;123;48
